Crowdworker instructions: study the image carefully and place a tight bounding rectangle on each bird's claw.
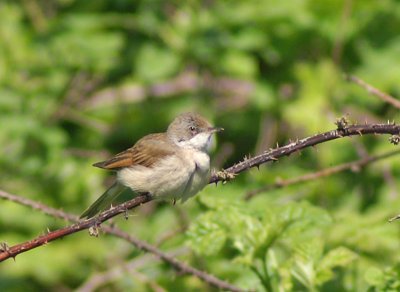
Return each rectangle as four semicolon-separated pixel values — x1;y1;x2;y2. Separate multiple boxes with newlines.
215;170;236;184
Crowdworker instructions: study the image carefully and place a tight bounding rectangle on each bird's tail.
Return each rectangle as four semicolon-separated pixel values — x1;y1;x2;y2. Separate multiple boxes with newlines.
80;182;126;219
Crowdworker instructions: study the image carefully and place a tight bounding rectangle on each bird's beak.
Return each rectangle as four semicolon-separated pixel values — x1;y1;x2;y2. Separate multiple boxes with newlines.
208;127;224;134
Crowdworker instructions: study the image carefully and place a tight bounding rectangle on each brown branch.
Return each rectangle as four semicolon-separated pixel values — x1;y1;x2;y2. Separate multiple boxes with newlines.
346;75;400;109
21;0;48;32
210;123;400;183
50;72;107;133
245;149;400;200
0;190;244;292
77;247;188;292
105;227;245;292
84;70;253;111
1;122;399;283
332;0;353;64
0;192;152;261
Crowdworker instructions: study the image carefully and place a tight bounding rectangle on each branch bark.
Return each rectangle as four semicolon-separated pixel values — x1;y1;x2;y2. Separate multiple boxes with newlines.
210;123;400;183
0;193;152;261
346;74;400;109
245;149;400;200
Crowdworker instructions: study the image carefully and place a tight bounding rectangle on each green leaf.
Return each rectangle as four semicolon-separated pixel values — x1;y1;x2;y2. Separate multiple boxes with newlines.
186;212;227;256
365;267;385;287
365;264;400;291
50;30;124;72
317;247;357;285
135;43;181;82
220;50;258;78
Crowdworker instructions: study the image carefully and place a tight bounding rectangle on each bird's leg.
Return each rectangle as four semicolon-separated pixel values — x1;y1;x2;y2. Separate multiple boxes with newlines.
215;169;236;184
88;217;102;237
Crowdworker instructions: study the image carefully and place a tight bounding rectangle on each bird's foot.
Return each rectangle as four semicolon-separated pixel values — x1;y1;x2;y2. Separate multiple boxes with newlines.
88;217;102;237
215;169;236;184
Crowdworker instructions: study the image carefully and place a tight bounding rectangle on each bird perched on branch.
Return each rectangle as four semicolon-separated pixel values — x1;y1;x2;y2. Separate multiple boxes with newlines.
80;112;223;219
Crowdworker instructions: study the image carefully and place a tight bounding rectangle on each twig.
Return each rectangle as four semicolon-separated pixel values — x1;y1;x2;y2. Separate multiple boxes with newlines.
77;248;188;292
210;123;400;183
57;108;110;134
21;0;47;32
245;149;400;200
84;70;253;111
0;192;152;261
332;0;353;64
52;72;106;133
346;75;400;109
105;227;245;292
389;214;400;222
0;190;244;292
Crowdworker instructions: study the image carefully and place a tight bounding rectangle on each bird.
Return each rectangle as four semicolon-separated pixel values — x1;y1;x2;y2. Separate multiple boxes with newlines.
80;112;223;219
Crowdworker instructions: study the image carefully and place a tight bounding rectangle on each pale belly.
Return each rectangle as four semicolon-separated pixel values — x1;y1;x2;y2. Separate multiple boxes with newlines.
117;150;210;202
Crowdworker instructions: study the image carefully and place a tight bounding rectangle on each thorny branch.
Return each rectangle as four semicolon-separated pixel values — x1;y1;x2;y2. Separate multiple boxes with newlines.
0;122;399;276
346;74;400;109
0;190;244;292
210;123;400;183
0;192;152;260
77;248;188;292
245;149;400;200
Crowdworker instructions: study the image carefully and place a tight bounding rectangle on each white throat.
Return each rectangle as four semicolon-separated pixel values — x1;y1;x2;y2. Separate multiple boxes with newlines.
176;132;212;152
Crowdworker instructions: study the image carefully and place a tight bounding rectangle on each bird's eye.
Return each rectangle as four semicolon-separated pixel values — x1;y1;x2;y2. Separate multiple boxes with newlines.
189;126;196;132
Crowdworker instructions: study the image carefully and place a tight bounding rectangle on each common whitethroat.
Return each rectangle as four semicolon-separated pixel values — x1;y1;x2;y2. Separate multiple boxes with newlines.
80;112;223;219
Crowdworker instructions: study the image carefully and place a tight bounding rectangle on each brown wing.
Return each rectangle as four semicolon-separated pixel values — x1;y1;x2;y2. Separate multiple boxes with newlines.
93;133;176;170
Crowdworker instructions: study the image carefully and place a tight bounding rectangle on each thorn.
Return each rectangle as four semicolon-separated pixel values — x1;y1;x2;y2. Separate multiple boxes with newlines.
389;135;400;145
0;242;10;253
173;198;176;205
335;116;349;131
389;214;400;222
124;208;129;220
256;165;260;170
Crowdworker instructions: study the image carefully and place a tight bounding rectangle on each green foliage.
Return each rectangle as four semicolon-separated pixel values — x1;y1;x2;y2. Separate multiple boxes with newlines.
365;264;400;291
188;193;350;290
1;0;400;291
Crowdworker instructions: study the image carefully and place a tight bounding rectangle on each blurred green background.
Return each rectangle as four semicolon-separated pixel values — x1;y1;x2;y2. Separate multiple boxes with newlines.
1;0;400;291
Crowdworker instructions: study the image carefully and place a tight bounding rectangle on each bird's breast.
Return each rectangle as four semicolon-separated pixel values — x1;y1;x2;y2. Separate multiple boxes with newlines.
116;149;210;202
179;148;210;202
